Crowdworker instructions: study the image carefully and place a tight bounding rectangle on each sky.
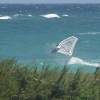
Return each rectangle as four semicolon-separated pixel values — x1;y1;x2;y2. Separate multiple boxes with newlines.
0;0;100;4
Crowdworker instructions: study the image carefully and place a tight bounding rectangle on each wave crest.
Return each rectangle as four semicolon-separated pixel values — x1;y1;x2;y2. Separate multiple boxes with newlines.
13;14;32;17
62;14;69;17
0;16;12;20
40;14;60;18
79;32;100;35
68;57;100;67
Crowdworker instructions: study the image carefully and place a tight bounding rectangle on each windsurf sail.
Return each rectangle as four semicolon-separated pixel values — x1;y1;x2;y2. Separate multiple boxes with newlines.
56;36;78;56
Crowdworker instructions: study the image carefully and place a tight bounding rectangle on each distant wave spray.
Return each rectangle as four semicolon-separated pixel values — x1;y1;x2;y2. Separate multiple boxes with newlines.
40;13;60;18
0;16;12;20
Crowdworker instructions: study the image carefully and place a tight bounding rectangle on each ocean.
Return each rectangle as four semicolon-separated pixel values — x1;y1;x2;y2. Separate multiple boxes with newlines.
0;4;100;71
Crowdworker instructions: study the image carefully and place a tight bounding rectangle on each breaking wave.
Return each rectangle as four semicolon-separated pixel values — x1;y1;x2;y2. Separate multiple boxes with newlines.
27;14;32;17
62;14;69;17
13;14;22;17
0;14;33;20
79;32;100;35
40;13;69;18
0;16;12;20
68;57;100;67
40;13;60;18
13;14;32;17
0;13;69;20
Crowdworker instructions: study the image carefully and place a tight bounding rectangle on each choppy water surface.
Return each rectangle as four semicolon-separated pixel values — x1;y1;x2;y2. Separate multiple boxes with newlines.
0;4;100;71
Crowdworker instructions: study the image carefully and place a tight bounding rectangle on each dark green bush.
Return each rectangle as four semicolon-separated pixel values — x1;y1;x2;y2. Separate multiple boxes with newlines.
0;59;100;100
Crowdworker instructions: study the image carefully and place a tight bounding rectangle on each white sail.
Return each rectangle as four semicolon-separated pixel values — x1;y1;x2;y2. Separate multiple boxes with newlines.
57;36;78;56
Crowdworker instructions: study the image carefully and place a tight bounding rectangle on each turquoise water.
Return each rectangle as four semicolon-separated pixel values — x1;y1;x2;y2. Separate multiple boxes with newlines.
0;4;100;71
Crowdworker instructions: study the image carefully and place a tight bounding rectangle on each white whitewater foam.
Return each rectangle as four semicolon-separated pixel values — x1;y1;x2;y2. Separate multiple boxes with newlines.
0;16;12;20
40;14;60;18
62;14;69;17
79;32;99;35
13;14;32;17
13;14;25;17
13;14;20;17
28;14;32;17
68;57;100;67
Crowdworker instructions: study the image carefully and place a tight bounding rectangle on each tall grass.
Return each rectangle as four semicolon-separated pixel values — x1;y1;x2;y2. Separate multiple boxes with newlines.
0;59;100;100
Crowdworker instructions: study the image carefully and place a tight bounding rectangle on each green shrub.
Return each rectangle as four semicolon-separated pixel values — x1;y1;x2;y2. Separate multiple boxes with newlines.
0;59;100;100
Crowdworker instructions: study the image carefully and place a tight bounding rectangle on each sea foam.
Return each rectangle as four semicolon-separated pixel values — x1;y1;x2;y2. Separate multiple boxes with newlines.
40;14;60;18
13;14;32;17
0;16;12;20
62;14;69;17
13;14;20;17
28;14;32;17
79;32;100;35
68;57;100;67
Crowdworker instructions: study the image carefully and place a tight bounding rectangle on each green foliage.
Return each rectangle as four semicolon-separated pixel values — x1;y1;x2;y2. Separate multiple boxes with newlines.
0;59;100;100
